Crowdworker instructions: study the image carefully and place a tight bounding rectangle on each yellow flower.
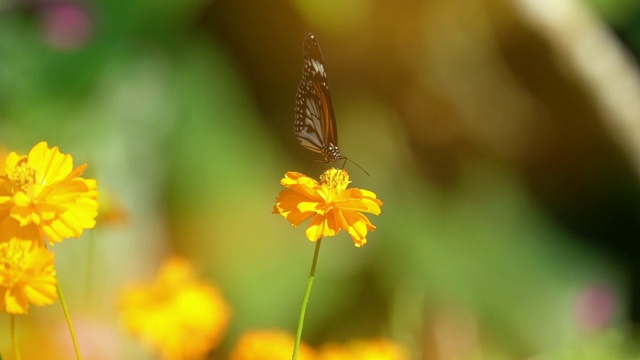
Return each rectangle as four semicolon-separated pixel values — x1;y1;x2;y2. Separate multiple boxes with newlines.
0;141;99;245
0;145;8;176
0;238;58;314
119;256;231;360
230;330;316;360
319;338;409;360
273;168;382;247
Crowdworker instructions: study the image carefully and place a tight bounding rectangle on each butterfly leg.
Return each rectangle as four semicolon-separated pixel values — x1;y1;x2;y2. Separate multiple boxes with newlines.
302;159;325;175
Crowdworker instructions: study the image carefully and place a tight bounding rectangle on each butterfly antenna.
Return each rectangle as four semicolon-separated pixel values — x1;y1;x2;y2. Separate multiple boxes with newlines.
344;157;370;177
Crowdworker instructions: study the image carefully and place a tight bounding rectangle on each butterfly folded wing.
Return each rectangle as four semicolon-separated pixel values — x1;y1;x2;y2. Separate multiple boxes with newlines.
293;33;343;163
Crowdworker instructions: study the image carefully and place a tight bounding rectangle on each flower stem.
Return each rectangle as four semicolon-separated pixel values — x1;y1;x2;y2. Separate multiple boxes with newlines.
10;314;21;360
292;238;323;360
57;283;83;360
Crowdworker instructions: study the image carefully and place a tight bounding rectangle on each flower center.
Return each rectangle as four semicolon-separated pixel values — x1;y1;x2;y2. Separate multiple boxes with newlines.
320;168;350;192
7;161;36;194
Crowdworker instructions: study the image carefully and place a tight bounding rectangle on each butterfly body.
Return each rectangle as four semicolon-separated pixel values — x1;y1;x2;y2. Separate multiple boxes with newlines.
294;33;344;163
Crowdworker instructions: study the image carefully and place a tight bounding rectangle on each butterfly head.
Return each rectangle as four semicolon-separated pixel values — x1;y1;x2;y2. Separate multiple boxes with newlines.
323;143;344;163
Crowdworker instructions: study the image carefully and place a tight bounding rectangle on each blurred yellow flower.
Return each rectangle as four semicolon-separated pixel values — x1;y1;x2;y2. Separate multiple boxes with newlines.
273;168;382;247
0;238;57;314
0;141;99;245
230;330;316;360
0;145;7;176
319;338;409;360
119;256;230;360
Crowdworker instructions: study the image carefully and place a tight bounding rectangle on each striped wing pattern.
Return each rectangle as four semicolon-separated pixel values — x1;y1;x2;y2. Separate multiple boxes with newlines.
294;33;343;162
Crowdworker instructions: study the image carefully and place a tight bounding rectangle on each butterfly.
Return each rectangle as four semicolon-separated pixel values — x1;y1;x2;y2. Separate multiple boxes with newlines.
294;33;344;164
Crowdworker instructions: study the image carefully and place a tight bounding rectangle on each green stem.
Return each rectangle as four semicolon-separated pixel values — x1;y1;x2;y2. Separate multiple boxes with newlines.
10;314;21;360
84;232;96;305
292;238;323;360
57;283;83;360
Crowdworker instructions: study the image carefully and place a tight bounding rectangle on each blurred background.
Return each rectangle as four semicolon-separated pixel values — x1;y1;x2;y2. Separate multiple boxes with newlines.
2;0;640;358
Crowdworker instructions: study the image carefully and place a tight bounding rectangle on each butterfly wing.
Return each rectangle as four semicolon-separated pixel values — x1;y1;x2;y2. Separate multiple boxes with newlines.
294;33;339;159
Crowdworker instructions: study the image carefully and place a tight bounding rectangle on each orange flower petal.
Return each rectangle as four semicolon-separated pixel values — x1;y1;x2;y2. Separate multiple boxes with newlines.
342;211;375;247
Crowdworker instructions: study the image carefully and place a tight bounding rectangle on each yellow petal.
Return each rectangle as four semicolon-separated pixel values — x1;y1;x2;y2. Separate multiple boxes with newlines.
4;287;29;314
4;152;25;174
338;197;382;215
339;189;383;214
24;281;58;306
305;214;326;241
297;201;321;214
29;142;74;186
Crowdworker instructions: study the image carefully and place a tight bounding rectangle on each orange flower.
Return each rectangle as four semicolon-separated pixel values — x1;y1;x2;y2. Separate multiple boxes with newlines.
119;256;231;360
96;190;128;227
0;141;99;245
0;238;58;314
273;168;382;247
230;330;316;360
319;338;408;360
